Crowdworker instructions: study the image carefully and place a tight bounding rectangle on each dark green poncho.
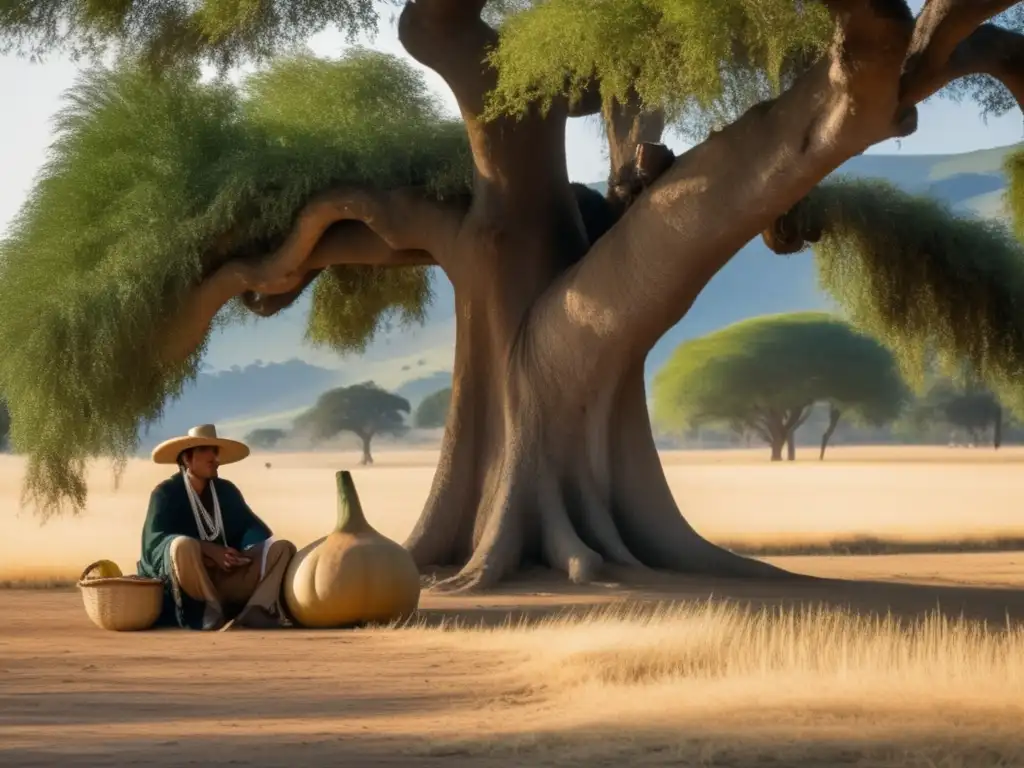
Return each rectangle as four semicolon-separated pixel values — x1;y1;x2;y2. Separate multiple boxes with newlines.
137;472;273;628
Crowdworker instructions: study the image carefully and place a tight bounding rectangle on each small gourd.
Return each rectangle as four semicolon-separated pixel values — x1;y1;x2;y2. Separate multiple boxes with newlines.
283;470;421;628
82;559;123;579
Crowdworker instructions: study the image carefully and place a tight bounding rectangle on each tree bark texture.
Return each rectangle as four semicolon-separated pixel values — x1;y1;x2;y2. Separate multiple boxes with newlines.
820;406;843;460
751;407;809;463
169;0;1024;591
359;432;374;466
771;438;785;462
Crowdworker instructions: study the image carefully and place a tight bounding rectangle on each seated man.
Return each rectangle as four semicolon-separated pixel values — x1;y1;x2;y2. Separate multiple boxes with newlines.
137;424;297;631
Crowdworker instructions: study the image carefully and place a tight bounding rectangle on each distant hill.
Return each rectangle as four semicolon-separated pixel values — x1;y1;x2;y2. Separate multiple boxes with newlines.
151;142;1020;442
139;359;343;450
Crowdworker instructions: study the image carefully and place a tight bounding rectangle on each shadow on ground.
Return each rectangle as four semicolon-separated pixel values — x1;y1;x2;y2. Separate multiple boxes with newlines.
0;688;475;728
410;565;1024;630
4;713;1022;767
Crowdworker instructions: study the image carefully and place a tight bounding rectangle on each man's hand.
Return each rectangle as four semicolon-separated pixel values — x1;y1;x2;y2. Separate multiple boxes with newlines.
199;542;251;571
224;548;252;569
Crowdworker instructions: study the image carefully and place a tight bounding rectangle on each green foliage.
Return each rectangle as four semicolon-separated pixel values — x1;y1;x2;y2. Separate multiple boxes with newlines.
413;387;451;429
0;49;471;516
293;381;410;443
486;0;1023;142
0;0;378;70
908;379;1002;441
1005;148;1024;244
800;178;1024;418
485;0;830;137
652;312;910;438
306;265;433;355
243;427;288;449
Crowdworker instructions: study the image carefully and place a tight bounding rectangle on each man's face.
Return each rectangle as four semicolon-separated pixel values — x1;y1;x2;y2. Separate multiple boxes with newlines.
185;446;220;480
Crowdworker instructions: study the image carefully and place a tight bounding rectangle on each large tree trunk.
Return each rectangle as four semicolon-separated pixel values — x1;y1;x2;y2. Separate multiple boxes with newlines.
393;2;811;591
761;408;806;463
404;322;794;588
210;0;1007;592
359;432;374;466
993;407;1003;450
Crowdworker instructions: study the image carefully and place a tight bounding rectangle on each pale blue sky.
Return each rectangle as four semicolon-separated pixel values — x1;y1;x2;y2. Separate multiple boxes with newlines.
2;5;1023;236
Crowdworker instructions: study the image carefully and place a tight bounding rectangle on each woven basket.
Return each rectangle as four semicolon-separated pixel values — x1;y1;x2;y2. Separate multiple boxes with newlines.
77;561;165;631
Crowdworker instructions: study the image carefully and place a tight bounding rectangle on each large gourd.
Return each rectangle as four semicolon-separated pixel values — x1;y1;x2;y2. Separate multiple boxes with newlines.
283;470;421;628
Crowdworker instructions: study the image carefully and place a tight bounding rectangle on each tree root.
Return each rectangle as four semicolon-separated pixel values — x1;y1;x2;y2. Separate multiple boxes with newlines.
539;471;604;584
574;467;644;568
413;365;812;595
608;369;810;581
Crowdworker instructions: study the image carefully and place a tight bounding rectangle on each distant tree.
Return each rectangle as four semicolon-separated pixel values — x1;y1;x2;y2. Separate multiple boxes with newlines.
0;400;9;451
293;382;410;465
910;379;1004;448
653;313;911;461
244;428;288;450
414;388;452;429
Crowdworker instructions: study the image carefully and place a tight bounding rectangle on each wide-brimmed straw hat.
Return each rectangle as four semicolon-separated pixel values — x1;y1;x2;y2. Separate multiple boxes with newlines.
151;424;250;466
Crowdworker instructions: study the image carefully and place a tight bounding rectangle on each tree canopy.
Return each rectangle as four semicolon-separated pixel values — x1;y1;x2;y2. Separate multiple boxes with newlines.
907;378;1004;447
0;0;380;70
652;312;911;460
413;387;452;429
243;427;288;450
488;3;1024;141
0;49;469;515
486;0;832;137
292;381;410;464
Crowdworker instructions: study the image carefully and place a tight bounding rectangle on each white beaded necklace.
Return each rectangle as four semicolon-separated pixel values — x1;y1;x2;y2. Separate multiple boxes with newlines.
181;468;225;544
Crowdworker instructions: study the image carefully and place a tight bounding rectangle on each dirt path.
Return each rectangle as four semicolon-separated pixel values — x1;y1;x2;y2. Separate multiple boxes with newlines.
6;556;1024;766
1;590;537;767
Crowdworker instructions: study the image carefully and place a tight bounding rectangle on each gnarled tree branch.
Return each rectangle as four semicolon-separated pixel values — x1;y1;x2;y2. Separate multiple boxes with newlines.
901;0;1021;105
762;195;822;255
238;220;440;318
532;1;916;390
398;0;581;234
765;1;1024;251
568;77;604;117
397;0;495;117
936;22;1024;108
238;186;462;290
604;90;668;218
605;92;666;174
240;269;324;318
160;214;440;364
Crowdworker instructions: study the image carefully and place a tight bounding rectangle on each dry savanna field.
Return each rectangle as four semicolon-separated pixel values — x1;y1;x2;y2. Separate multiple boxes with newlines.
3;445;1024;766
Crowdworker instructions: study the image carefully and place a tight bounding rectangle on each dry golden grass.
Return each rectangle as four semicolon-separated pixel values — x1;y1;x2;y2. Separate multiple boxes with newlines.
5;444;1024;583
399;601;1024;765
724;533;1024;556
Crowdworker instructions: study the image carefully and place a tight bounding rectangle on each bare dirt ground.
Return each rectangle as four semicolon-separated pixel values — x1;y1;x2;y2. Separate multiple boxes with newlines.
4;568;1024;767
4;446;1024;765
